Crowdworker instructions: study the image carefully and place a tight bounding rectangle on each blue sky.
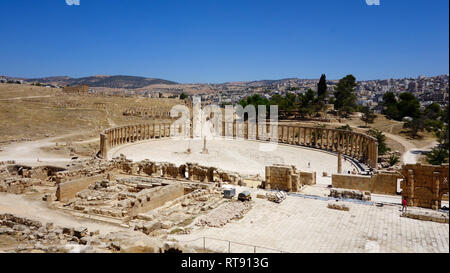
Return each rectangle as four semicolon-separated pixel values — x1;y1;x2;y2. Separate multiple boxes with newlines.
0;0;448;83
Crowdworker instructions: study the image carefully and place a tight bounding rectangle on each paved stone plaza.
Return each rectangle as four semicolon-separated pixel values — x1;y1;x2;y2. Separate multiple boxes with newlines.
170;190;449;253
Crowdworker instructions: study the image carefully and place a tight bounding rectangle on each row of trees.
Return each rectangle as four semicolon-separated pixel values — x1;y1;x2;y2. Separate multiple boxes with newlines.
239;73;359;119
238;74;448;165
426;105;449;165
382;91;446;137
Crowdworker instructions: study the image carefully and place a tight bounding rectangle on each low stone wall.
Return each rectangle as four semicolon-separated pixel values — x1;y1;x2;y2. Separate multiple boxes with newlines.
139;183;185;213
265;165;316;192
56;174;105;202
114;157;243;185
332;172;400;195
300;171;316;186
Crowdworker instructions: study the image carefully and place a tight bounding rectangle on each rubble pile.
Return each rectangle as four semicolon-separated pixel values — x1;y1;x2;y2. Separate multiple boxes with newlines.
327;201;350;211
0;213;101;253
196;201;253;228
64;178;183;219
0;213;193;253
132;186;224;235
402;209;449;224
329;188;371;201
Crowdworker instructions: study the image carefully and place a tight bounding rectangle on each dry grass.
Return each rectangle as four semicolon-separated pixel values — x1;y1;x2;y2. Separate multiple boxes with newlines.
0;83;183;143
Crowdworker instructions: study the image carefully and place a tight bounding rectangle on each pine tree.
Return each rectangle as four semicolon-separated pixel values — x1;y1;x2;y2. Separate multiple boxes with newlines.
317;74;328;101
334;74;358;115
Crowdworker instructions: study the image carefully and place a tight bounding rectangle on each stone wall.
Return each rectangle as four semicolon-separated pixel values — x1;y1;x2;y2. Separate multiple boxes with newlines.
138;183;184;213
265;165;315;192
62;85;88;95
100;122;379;168
401;163;449;210
56;174;105;202
300;171;316;186
113;158;243;185
332;172;400;195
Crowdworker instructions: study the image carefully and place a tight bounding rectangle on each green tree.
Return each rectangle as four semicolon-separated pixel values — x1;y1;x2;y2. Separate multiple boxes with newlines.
424;103;442;120
388;154;400;166
360;106;377;127
317;74;328;101
239;94;270;119
334;75;358;115
336;124;353;131
367;129;390;155
403;116;426;137
426;146;449;165
426;122;449;165
397;92;421;119
179;93;188;100
382;92;400;120
442;105;449;124
297;89;317;118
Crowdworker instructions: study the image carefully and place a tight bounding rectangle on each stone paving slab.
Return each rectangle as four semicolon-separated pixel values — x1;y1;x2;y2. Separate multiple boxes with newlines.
170;195;449;253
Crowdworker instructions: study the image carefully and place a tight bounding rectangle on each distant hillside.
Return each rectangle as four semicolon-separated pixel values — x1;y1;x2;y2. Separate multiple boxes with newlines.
25;75;177;89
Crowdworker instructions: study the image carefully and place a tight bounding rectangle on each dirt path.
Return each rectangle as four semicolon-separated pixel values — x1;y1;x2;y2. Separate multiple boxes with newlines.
0;132;90;166
0;95;52;101
0;193;124;234
402;141;438;165
327;121;420;164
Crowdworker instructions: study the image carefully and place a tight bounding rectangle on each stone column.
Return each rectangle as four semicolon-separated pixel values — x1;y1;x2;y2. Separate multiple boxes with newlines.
320;128;324;148
356;134;360;158
432;171;441;210
406;169;415;207
337;131;341;152
289;127;293;144
373;142;379;169
265;166;271;190
137;125;141;141
344;132;349;155
287;173;292;192
304;128;308;146
100;133;108;159
299;128;303;145
350;133;354;157
337;148;342;174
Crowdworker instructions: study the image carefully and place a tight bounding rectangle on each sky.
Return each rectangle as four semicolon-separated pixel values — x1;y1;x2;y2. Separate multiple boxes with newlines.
0;0;448;83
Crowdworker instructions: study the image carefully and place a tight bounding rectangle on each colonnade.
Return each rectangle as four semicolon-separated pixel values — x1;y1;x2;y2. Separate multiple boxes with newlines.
123;108;172;118
100;122;379;168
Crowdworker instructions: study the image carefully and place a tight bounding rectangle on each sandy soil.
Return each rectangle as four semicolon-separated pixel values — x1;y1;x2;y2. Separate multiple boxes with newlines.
0;133;91;167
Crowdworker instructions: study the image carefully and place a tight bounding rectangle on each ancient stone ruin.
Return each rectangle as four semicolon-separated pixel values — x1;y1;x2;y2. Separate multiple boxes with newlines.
401;163;449;210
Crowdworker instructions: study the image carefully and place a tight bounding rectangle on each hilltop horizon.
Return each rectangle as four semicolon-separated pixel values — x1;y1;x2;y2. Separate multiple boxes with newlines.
1;73;449;87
